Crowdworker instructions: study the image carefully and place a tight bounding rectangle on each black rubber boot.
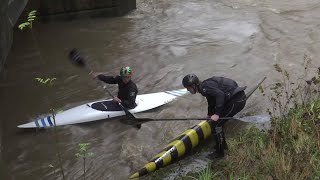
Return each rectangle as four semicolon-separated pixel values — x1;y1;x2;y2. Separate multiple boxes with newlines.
206;151;224;160
215;127;227;151
220;131;228;150
207;132;225;160
214;140;228;150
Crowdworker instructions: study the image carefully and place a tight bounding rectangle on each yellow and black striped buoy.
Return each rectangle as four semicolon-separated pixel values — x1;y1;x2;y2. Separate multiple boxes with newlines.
129;120;213;179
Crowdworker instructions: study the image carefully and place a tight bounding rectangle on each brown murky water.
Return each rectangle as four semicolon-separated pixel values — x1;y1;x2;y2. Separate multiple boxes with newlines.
1;0;320;179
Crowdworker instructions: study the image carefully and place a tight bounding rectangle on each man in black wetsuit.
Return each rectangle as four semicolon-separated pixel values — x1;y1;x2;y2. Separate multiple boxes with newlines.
182;74;247;159
91;66;138;109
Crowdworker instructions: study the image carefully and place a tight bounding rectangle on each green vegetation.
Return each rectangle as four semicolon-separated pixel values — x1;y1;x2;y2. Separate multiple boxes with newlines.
187;56;320;179
35;76;95;179
34;77;56;85
188;98;320;179
18;10;37;30
34;77;66;179
51;108;66;179
75;143;95;180
18;10;44;62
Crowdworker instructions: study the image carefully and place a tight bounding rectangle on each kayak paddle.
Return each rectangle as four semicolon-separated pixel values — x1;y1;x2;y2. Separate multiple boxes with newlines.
243;76;266;100
135;114;271;123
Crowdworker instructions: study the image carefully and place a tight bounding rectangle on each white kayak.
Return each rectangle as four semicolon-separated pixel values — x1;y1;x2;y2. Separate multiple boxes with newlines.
18;89;188;128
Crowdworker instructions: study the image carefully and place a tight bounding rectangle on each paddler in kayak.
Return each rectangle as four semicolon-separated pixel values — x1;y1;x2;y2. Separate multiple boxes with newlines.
91;66;138;110
182;74;247;159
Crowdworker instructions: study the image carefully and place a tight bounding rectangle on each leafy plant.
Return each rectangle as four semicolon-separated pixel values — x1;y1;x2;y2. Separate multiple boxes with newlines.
18;9;44;64
51;108;65;180
34;78;65;179
34;77;57;85
35;75;95;180
76;143;95;180
261;54;320;119
18;10;37;30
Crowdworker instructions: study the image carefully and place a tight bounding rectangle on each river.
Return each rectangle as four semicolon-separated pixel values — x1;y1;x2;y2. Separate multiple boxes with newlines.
1;0;320;179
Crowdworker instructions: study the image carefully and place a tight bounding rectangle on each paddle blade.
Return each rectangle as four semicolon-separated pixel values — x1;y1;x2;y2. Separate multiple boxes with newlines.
238;114;271;123
119;119;143;129
69;48;86;67
119;118;152;130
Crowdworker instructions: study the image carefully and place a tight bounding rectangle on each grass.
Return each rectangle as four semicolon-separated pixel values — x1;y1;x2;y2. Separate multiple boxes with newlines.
187;57;320;179
197;99;320;179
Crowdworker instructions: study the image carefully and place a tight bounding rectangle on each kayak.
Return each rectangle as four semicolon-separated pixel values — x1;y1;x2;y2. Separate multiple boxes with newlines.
129;77;267;179
129;120;213;179
17;89;188;128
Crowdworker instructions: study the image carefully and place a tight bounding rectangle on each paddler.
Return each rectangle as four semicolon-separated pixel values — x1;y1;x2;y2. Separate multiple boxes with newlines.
182;74;247;159
91;66;138;109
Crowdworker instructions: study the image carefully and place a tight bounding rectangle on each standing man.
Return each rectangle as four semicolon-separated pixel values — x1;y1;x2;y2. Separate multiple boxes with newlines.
91;66;138;109
182;74;247;159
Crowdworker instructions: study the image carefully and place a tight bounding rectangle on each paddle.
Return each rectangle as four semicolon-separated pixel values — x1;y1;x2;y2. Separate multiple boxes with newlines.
68;49;141;129
134;114;271;124
244;76;266;100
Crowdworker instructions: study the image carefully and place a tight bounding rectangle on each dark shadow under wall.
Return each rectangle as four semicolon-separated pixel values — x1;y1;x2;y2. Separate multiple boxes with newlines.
0;0;27;78
21;0;136;22
0;2;28;178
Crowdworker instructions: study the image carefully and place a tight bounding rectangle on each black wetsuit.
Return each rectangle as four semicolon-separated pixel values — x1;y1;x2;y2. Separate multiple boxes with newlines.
97;75;138;109
198;76;247;157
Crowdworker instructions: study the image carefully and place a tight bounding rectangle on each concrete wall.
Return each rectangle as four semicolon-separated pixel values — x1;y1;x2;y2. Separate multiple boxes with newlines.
0;0;27;76
1;2;27;179
22;0;136;21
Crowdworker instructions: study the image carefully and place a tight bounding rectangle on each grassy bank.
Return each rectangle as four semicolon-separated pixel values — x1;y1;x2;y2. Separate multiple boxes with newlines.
190;59;320;179
146;88;320;180
190;98;320;179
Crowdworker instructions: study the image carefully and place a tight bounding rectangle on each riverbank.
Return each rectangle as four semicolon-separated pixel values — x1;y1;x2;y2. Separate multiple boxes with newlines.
189;61;320;179
190;96;320;179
